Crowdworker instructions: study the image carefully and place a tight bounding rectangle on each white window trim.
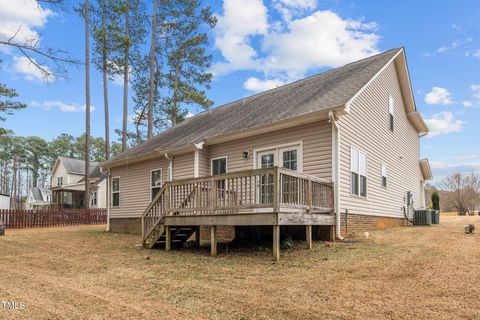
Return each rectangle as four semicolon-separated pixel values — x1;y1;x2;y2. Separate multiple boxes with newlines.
389;94;394;131
381;163;388;188
150;168;163;200
253;141;303;172
211;156;228;176
350;146;368;198
389;94;394;115
111;176;120;207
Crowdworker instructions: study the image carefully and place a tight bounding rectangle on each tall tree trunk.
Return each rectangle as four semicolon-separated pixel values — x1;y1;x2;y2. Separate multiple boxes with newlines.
10;158;16;209
171;64;180;126
102;0;110;160
84;0;91;209
121;0;130;151
147;0;157;139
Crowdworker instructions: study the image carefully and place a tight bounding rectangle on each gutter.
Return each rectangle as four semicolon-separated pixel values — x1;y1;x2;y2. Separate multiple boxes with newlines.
328;111;344;240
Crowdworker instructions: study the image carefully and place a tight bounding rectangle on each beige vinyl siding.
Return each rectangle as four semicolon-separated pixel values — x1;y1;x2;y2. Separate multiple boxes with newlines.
208;121;332;180
110;157;169;218
173;153;194;180
337;62;423;218
198;147;209;177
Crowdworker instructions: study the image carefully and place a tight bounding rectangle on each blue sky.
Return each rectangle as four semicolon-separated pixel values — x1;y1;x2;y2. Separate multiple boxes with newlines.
1;0;479;184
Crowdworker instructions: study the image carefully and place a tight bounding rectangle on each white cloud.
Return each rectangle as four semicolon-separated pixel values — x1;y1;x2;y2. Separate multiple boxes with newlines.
12;56;55;82
243;77;286;93
437;40;460;53
213;0;268;75
31;100;95;113
273;0;317;21
213;4;380;90
424;112;464;138
424;87;453;105
263;11;379;78
274;0;317;10
470;84;480;99
463;100;472;108
0;0;52;50
465;49;480;58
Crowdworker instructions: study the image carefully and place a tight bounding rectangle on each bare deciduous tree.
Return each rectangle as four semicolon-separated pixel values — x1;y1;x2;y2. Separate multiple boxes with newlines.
441;172;480;215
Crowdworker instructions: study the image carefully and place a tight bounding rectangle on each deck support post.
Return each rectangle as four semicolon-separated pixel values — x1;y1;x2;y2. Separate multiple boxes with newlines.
195;227;201;246
165;226;171;252
273;225;280;261
306;225;312;249
210;226;217;257
329;225;336;242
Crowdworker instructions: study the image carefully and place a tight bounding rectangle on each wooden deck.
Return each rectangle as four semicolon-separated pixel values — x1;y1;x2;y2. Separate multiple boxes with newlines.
141;167;335;260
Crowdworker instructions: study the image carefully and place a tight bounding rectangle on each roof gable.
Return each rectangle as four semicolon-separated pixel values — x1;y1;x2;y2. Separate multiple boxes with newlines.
52;157;99;176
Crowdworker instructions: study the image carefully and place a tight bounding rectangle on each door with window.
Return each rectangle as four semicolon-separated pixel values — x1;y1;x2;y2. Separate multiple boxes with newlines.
257;150;276;204
256;145;302;205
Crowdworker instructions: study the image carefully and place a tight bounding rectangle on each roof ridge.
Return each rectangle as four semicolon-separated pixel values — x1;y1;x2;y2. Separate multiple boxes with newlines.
184;48;402;120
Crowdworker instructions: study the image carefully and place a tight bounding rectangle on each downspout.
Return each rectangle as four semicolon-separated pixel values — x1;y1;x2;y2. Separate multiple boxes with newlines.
328;111;344;240
164;153;173;181
100;166;110;232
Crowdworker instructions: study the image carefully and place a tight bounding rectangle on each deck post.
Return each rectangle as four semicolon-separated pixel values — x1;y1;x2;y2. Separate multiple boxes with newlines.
195;226;200;246
273;225;280;261
329;225;336;242
306;225;312;249
165;226;171;252
210;225;217;256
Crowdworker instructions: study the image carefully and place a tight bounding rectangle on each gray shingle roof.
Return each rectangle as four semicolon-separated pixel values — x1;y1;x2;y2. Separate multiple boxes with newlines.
59;157;98;174
31;187;51;202
106;48;402;164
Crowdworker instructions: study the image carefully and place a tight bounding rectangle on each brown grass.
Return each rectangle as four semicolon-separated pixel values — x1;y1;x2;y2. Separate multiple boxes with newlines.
1;216;479;320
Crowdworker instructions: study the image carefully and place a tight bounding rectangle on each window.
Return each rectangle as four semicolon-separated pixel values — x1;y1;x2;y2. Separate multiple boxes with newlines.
112;177;120;207
151;169;162;200
351;147;367;197
389;94;394;131
381;164;387;187
211;157;227;190
211;157;227;175
90;191;97;206
57;177;63;186
282;150;298;171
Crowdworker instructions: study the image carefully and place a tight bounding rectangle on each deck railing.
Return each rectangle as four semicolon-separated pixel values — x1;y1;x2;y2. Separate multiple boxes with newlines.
141;167;333;240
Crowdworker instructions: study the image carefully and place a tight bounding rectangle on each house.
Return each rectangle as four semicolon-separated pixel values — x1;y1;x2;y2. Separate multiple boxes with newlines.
25;187;52;209
0;193;10;210
50;157;107;209
101;48;432;260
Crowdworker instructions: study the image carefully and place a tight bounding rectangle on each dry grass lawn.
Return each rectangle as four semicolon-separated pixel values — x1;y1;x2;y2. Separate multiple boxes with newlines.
1;216;479;320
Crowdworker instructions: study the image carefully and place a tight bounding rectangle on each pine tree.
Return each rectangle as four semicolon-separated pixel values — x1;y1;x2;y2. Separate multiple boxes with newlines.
161;0;216;126
91;0;112;160
109;0;147;151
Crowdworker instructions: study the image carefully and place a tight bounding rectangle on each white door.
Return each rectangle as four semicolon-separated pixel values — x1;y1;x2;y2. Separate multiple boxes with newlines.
257;150;276;204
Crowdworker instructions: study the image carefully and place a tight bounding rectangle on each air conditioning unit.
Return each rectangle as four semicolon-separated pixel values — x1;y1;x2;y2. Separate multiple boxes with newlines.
413;209;432;226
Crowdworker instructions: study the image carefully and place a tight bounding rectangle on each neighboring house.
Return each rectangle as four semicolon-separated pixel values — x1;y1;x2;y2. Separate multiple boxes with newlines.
50;157;107;209
25;187;52;209
101;48;432;259
0;193;10;210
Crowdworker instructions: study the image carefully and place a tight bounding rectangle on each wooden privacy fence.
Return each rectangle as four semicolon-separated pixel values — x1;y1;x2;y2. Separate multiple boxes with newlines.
0;208;107;229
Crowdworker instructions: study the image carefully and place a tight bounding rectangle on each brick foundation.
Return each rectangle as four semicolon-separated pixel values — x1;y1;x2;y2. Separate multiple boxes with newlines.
199;226;235;246
109;218;142;234
339;213;405;237
109;214;405;241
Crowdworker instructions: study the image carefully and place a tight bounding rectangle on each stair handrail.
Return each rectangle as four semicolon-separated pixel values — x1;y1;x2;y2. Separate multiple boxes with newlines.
141;182;170;240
